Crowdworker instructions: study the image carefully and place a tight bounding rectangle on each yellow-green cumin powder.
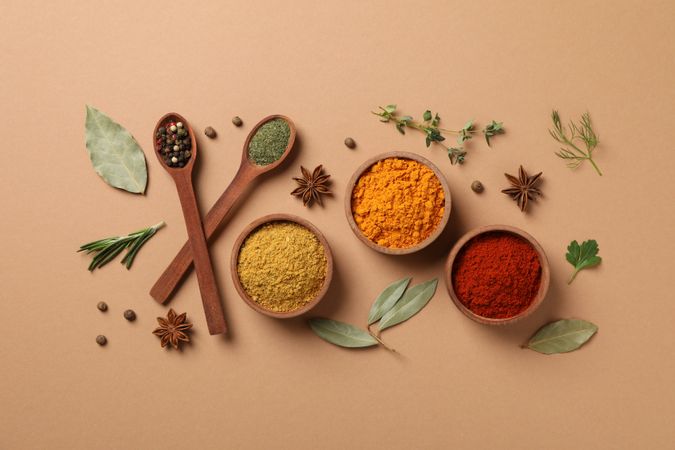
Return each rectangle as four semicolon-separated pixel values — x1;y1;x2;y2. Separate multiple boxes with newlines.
237;221;327;312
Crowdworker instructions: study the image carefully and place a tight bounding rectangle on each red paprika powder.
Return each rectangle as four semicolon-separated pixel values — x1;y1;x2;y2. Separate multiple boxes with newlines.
451;231;541;318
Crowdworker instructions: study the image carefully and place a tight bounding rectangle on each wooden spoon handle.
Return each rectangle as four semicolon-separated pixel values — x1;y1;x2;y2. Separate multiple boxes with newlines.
150;165;257;304
173;173;227;335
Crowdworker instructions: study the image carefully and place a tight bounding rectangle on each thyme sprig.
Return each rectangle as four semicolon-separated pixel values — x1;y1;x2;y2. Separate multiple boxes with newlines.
549;110;602;176
78;221;165;271
372;104;504;165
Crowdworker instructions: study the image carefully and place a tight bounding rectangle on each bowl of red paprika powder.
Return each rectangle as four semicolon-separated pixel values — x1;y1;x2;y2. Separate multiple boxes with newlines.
444;225;550;325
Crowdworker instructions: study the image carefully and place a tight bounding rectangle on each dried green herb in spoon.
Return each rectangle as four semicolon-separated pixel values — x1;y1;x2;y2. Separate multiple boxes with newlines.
248;118;291;165
78;221;165;271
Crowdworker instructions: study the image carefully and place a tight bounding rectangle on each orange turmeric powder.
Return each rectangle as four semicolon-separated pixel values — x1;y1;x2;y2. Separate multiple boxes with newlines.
351;157;445;248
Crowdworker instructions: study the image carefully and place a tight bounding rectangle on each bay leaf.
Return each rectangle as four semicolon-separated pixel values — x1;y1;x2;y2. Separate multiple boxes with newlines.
378;278;438;331
85;105;147;194
527;319;598;355
308;318;378;348
367;277;411;325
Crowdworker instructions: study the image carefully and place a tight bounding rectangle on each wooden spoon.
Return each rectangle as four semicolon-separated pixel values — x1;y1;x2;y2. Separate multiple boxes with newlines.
150;115;297;304
153;112;227;335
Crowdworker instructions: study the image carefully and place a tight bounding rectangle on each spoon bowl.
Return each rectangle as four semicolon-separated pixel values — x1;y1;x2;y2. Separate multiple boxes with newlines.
153;112;198;174
150;115;297;304
241;114;297;173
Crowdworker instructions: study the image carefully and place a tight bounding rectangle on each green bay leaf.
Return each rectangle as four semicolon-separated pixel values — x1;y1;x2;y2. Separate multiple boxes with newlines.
308;319;378;348
85;105;147;194
379;278;437;331
527;319;598;354
367;277;411;325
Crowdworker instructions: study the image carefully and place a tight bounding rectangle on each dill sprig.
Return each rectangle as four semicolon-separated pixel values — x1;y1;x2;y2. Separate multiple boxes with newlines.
549;110;602;176
78;221;165;271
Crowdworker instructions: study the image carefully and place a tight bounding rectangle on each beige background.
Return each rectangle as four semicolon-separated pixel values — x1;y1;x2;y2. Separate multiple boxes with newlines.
2;1;674;449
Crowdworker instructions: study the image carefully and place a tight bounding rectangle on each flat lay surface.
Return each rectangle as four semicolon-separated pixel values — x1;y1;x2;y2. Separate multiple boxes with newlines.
1;1;674;449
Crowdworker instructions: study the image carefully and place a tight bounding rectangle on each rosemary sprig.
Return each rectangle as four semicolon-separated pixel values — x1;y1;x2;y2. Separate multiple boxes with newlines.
78;221;165;271
372;104;504;165
549;110;602;176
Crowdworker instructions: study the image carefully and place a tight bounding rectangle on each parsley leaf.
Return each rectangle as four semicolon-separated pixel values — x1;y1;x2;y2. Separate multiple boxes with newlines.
566;239;602;284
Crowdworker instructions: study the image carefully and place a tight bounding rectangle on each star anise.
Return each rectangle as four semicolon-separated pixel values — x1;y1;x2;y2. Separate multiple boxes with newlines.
152;308;193;350
501;165;543;212
291;165;331;206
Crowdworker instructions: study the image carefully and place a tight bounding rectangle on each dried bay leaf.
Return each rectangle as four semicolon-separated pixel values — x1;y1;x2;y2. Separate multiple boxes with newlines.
367;277;411;325
527;319;598;354
85;105;147;194
378;278;438;331
308;318;378;348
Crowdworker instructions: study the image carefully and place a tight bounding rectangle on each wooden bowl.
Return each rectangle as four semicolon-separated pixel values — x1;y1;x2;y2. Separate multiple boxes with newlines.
344;151;451;255
444;225;550;326
230;214;333;319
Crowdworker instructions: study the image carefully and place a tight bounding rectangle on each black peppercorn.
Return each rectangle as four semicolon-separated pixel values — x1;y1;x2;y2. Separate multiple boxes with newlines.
344;137;356;149
123;309;136;321
97;301;108;312
232;116;243;127
471;180;484;193
96;335;107;346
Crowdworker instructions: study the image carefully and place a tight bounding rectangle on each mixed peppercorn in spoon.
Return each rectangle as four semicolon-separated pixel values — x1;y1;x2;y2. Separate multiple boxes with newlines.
156;121;192;168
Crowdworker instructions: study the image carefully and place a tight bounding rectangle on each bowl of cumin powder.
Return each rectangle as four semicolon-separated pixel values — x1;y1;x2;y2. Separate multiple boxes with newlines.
231;214;333;318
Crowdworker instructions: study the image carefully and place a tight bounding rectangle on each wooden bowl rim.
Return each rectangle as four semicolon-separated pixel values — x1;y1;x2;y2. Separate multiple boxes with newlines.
343;151;452;255
443;224;551;326
230;213;334;319
241;115;297;173
153;112;197;174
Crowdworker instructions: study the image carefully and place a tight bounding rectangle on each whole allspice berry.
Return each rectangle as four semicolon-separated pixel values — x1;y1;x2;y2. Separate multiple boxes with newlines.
97;301;108;312
123;309;137;321
232;116;243;127
204;126;217;139
96;335;107;346
471;180;484;193
344;137;356;149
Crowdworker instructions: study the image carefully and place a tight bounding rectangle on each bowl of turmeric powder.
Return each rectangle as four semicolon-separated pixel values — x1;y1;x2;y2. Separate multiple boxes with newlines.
230;214;333;318
345;151;451;254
